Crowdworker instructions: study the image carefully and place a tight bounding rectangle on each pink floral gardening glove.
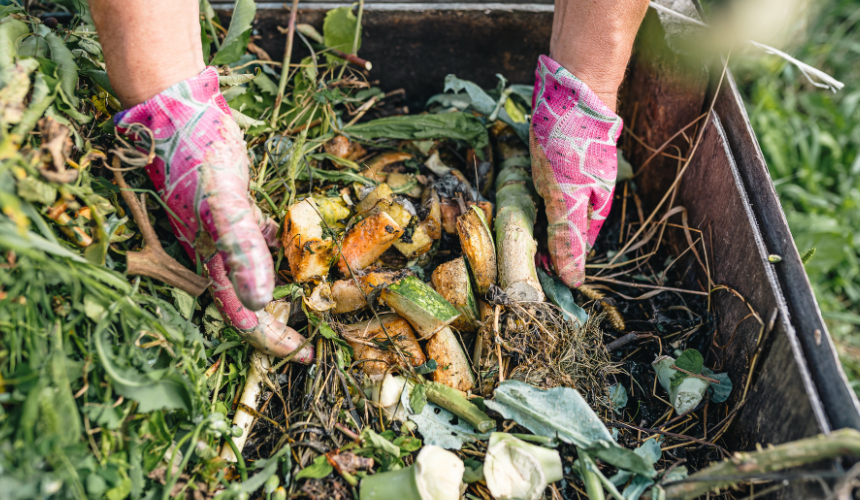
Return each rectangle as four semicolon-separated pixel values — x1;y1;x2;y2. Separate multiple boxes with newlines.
115;67;312;362
531;55;623;287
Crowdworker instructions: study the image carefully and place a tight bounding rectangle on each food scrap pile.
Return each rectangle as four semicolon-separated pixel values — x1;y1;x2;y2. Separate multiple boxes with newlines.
2;2;859;500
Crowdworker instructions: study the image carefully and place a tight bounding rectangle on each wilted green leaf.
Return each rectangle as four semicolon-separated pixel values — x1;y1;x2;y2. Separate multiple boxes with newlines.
94;323;193;413
273;283;303;301
17;177;57;205
295;455;332;480
323;6;360;63
360;427;401;457
345;113;489;151
219;69;259;87
231;108;267;129
485;380;655;476
211;0;256;65
0;19;29;81
409;382;427;414
537;268;589;326
617;151;634;182
608;383;628;414
463;458;484;483
171;288;196;319
318;322;337;339
45;33;79;108
414;359;437;375
408;401;487;450
703;368;733;403
444;74;496;115
79;69;117;98
674;349;704;374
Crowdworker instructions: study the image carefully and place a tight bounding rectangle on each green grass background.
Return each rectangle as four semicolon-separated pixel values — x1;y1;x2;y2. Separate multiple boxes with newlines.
727;0;860;391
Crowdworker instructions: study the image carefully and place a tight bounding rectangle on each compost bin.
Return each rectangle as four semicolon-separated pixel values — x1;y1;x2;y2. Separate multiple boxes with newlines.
210;0;860;497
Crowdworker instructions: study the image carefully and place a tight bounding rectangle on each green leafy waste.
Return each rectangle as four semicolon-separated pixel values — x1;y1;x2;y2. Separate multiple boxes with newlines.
344;112;490;151
323;6;361;63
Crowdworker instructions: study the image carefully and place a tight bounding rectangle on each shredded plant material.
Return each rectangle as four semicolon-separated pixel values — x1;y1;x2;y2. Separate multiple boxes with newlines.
1;2;859;500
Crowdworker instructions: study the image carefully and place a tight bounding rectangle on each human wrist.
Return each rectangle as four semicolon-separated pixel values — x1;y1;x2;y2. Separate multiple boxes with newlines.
114;60;206;108
548;44;626;112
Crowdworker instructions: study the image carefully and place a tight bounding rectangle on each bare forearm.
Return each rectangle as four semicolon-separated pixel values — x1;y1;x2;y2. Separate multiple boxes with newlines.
89;0;205;108
550;0;650;111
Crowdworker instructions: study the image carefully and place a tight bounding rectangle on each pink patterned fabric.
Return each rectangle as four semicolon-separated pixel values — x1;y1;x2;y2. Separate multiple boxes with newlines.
116;67;312;362
531;55;622;287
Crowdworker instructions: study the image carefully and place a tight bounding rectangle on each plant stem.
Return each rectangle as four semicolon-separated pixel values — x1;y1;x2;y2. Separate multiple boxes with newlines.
425;381;495;433
358;464;422;500
271;0;301;126
579;453;605;500
211;352;226;411
206;12;221;51
337;0;364;80
162;421;205;500
663;428;860;500
226;438;249;482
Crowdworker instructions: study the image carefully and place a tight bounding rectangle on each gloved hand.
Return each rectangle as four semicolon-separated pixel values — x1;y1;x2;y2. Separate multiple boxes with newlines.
531;55;623;287
115;67;312;361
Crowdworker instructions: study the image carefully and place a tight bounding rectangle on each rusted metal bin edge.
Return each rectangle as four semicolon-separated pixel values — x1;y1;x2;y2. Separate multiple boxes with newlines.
213;0;857;435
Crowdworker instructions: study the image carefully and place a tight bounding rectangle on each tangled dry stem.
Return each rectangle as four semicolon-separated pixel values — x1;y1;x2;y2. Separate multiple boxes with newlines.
503;302;623;409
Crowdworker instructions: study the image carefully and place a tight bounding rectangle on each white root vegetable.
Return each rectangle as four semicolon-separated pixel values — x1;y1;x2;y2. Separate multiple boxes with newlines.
219;350;270;462
484;433;563;500
358;445;465;500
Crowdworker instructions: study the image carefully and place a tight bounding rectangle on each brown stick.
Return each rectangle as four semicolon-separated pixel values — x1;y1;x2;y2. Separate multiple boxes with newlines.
285;118;323;136
663;428;860;500
329;48;372;71
607;421;729;457
669;364;720;384
114;166;210;296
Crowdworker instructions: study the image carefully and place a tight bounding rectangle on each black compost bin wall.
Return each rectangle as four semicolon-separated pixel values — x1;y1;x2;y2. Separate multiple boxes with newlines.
215;1;860;496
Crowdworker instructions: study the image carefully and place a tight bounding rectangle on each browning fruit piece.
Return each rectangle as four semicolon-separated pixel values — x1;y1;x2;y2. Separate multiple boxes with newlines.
337;211;404;276
331;267;413;314
342;314;426;379
393;223;434;258
441;199;493;235
283;199;337;283
422;190;442;240
324;135;366;160
457;206;497;295
440;199;460;234
360;151;413;183
355;183;395;214
427;326;475;392
375;197;415;228
431;257;480;332
386;172;423;198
